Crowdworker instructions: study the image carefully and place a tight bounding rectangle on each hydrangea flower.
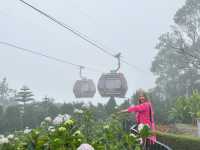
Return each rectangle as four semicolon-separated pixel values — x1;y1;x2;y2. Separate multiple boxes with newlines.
77;143;94;150
34;130;40;135
64;119;74;126
0;137;9;144
73;130;81;136
52;114;64;125
73;130;83;137
129;133;137;138
138;123;144;132
53;114;71;125
63;114;71;122
138;123;150;133
48;126;55;132
58;127;67;132
74;109;84;114
24;127;32;134
44;116;52;123
103;125;109;130
40;121;46;127
7;134;14;140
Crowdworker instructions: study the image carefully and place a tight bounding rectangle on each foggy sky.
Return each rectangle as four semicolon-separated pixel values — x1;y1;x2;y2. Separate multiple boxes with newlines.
0;0;185;104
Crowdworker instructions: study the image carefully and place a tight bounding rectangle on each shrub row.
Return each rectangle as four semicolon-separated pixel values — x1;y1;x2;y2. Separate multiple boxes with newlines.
156;131;200;150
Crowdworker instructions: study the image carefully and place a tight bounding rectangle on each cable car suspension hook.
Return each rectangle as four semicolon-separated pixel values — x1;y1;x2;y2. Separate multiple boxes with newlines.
79;66;86;79
111;53;121;73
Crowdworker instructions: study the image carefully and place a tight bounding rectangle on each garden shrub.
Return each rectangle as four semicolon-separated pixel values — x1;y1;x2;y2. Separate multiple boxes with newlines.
157;131;200;150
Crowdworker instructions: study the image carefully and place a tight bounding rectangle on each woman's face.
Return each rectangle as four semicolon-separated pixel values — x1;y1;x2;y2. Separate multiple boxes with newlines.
138;95;145;103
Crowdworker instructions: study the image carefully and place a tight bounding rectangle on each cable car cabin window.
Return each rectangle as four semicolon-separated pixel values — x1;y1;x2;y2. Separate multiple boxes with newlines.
80;82;90;92
105;79;122;90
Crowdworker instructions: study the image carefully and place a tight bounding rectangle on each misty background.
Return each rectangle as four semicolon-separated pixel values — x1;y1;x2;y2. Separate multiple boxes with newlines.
0;0;185;104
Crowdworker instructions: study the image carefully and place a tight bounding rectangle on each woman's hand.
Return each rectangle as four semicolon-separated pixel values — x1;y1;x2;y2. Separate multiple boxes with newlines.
118;109;128;113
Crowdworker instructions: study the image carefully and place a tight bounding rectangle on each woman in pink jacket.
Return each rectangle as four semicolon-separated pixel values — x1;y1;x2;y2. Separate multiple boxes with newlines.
120;90;156;143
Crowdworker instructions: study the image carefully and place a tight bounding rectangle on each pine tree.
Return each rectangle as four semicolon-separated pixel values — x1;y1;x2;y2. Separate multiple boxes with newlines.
15;86;34;105
15;86;34;128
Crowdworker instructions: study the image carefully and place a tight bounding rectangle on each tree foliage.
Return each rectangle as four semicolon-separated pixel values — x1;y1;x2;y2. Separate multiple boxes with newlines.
15;86;34;105
169;91;200;123
0;78;16;106
151;0;200;101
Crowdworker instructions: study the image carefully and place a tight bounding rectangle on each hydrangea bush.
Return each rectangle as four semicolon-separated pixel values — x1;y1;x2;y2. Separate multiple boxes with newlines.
0;110;150;150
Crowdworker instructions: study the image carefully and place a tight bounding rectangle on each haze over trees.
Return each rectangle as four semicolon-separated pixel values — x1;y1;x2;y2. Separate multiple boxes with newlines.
1;0;200;140
151;0;200;101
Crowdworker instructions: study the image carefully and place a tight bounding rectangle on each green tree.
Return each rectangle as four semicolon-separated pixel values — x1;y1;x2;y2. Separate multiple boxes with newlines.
15;86;34;128
90;103;107;121
0;105;3;117
60;103;74;115
15;86;34;105
40;96;55;116
148;88;174;124
0;105;21;133
23;102;47;129
187;91;200;122
169;96;191;123
151;0;200;101
169;91;200;124
47;103;60;118
0;78;16;106
105;97;117;115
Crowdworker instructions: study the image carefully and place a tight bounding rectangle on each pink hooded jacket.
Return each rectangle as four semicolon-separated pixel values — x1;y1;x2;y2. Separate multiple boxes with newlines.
127;101;156;142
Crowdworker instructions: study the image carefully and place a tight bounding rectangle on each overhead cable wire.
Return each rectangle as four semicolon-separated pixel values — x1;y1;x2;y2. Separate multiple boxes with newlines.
18;0;147;73
18;0;115;57
121;59;147;73
0;41;103;73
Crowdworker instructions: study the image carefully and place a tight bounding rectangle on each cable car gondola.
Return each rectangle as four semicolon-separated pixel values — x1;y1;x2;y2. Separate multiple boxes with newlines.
98;53;128;98
73;66;96;98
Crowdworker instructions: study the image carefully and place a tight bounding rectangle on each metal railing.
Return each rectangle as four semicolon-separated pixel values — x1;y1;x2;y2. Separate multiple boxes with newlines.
144;139;172;150
128;123;172;150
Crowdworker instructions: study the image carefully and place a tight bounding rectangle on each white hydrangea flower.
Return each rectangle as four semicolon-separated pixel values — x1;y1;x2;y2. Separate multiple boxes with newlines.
40;121;46;127
57;114;63;118
53;114;64;125
44;117;52;123
48;126;55;132
103;125;109;130
138;123;144;132
35;131;40;135
77;143;94;150
0;137;9;144
24;127;32;134
0;135;4;139
7;134;14;140
74;109;83;114
52;114;71;125
129;133;137;138
63;114;71;122
48;126;53;130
